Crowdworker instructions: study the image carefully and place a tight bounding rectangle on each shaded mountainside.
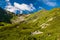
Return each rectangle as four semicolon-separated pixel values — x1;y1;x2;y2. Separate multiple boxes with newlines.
0;7;29;24
0;8;60;40
0;7;13;23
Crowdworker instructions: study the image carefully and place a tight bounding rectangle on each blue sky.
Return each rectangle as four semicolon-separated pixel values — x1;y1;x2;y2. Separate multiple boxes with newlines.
0;0;60;14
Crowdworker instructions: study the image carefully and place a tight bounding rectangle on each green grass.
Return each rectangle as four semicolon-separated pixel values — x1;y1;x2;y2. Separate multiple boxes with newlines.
0;8;60;40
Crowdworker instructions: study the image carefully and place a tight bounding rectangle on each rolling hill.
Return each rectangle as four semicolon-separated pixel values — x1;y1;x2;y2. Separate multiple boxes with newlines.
0;8;60;40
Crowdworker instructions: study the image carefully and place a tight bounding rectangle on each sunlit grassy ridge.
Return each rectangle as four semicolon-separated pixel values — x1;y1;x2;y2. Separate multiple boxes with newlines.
0;8;60;40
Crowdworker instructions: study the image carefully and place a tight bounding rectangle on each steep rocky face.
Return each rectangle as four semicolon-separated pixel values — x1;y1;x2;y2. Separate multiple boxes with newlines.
11;14;30;24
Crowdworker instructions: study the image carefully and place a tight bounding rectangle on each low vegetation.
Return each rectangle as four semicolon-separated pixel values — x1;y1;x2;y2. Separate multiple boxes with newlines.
0;8;60;40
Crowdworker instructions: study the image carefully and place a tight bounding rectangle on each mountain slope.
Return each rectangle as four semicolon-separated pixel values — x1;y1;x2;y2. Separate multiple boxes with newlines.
0;7;13;23
0;8;60;40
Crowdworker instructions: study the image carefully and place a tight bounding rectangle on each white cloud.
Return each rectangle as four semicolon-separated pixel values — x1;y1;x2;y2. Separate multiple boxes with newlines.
43;0;57;7
5;1;35;14
29;4;36;11
5;5;17;13
46;2;57;6
5;1;17;13
39;7;43;9
14;2;35;11
5;0;9;1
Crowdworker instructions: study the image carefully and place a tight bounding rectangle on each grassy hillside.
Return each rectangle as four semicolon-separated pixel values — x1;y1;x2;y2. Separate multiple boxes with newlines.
0;8;60;40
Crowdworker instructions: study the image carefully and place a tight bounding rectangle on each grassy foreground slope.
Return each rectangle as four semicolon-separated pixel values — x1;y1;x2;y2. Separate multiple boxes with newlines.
0;8;60;40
